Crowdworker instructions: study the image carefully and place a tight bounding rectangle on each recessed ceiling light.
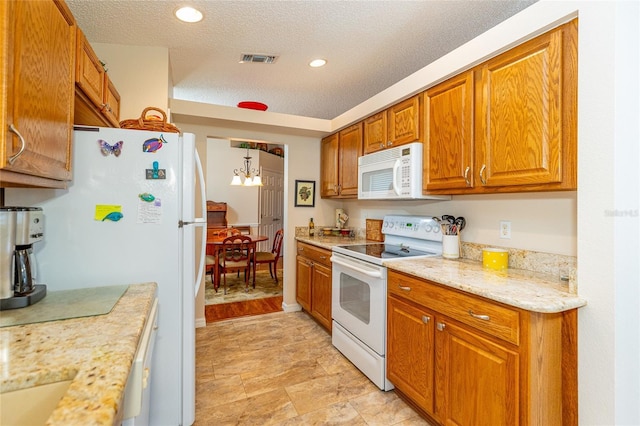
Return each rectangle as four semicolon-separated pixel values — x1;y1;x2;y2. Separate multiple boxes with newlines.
309;59;327;68
175;6;203;23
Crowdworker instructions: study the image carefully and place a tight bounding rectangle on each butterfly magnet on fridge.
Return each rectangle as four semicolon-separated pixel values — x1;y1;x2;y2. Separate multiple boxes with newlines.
98;139;124;157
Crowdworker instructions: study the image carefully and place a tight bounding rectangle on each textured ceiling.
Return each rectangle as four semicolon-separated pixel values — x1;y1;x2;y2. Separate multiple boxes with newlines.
66;0;537;120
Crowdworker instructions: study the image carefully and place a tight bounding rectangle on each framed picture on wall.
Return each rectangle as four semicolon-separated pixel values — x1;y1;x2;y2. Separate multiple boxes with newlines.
294;180;315;207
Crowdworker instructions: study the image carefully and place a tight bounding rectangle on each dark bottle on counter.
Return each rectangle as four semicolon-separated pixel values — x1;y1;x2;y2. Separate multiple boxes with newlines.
309;218;315;236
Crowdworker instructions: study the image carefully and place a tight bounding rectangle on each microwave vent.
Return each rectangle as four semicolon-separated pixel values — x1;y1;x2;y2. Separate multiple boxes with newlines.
359;145;406;166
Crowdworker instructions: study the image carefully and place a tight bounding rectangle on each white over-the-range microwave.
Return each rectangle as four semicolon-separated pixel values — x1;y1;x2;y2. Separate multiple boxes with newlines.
358;142;450;200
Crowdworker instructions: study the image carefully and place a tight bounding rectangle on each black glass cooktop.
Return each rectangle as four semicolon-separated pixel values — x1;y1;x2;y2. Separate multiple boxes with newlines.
338;243;437;259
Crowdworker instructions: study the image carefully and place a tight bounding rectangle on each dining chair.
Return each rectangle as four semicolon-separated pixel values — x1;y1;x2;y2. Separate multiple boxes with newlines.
252;229;284;283
217;235;255;294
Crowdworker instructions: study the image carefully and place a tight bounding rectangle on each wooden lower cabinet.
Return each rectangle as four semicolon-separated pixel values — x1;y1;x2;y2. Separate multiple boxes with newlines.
434;316;518;426
387;295;435;412
296;242;332;332
387;270;577;426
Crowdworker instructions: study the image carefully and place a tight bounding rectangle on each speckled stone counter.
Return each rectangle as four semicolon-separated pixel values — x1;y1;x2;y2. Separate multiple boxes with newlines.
295;235;369;250
0;282;157;425
385;257;586;313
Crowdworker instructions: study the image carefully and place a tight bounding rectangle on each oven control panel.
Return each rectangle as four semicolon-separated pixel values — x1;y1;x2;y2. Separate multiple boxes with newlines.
381;215;442;241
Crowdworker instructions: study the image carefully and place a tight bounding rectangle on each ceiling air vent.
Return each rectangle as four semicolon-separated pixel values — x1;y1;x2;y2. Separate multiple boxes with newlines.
240;54;278;64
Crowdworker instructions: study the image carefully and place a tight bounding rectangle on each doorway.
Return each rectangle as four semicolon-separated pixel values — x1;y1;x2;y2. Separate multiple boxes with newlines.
204;138;285;309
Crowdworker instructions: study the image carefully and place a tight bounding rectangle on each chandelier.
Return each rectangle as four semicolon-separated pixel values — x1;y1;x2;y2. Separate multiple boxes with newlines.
230;149;263;186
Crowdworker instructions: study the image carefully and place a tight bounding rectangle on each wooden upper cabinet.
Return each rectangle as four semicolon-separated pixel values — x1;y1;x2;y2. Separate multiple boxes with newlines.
363;111;387;154
475;19;577;191
102;76;121;126
388;95;423;147
424;71;474;192
0;0;75;188
320;123;363;199
74;27;121;127
75;28;105;112
423;19;577;195
364;94;423;154
320;133;340;197
337;123;362;197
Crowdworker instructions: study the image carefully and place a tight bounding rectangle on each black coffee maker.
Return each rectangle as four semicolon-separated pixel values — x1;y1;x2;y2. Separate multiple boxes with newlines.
0;207;46;309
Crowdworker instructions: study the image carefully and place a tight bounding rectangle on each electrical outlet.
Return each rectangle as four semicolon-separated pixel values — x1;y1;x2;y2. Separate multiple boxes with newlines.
500;221;511;239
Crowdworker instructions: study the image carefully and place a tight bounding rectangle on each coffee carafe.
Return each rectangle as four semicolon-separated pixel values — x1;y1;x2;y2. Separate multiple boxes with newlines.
0;207;44;300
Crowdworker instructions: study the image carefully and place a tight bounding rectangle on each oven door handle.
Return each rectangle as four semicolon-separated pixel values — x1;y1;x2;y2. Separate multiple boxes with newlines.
330;256;383;278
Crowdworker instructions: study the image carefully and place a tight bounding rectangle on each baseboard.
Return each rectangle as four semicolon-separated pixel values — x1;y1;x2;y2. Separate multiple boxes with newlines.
282;301;302;313
195;317;207;328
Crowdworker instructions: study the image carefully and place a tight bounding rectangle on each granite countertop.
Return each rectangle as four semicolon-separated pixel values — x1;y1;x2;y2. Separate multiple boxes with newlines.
295;235;370;250
0;282;157;425
297;234;585;314
386;257;586;313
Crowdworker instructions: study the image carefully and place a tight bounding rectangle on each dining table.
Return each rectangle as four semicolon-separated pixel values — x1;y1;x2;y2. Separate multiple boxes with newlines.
206;234;269;291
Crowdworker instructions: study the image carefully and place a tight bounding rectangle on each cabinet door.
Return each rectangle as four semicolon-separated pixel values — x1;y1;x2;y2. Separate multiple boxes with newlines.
320;133;339;197
102;75;121;127
435;318;518;426
75;27;105;111
475;27;564;188
1;0;75;184
388;95;422;148
310;262;332;331
387;295;435;414
295;255;312;312
424;71;474;192
363;111;386;154
338;123;362;197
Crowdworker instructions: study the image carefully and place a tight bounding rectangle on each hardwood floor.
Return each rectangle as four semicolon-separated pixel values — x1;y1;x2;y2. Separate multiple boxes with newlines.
205;296;283;322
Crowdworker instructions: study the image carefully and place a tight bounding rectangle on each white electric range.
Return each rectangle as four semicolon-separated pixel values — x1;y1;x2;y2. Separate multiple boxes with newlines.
330;215;443;390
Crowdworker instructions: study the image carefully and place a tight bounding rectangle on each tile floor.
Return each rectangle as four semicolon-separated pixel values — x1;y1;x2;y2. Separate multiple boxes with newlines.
195;311;433;425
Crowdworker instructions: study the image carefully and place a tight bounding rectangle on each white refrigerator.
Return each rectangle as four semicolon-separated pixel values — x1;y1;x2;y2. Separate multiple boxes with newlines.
6;126;206;426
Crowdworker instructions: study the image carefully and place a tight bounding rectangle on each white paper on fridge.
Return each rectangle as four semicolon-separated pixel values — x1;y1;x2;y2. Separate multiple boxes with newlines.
137;198;163;224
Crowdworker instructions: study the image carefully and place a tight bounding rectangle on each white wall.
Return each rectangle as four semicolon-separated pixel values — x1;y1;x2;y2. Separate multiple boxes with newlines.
92;43;170;121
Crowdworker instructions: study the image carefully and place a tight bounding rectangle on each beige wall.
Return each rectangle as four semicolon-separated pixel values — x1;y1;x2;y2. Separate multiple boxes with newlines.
92;43;170;121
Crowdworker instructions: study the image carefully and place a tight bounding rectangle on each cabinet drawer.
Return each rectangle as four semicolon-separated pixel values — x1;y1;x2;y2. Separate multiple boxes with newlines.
388;271;520;345
296;242;331;267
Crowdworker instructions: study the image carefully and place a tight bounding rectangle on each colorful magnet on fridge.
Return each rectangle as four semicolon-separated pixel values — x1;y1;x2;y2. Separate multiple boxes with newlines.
145;161;166;179
139;193;155;202
142;134;168;153
102;211;124;222
98;139;123;157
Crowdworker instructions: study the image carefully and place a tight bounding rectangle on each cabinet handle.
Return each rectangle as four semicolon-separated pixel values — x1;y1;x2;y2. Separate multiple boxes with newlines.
479;164;487;185
379;143;385;149
387;141;393;146
463;166;471;186
437;322;446;331
319;255;327;260
8;124;27;164
422;315;430;324
398;285;411;292
468;310;490;321
337;184;342;194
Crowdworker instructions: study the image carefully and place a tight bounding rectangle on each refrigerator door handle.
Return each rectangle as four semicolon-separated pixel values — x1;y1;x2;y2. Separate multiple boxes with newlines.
193;149;207;296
